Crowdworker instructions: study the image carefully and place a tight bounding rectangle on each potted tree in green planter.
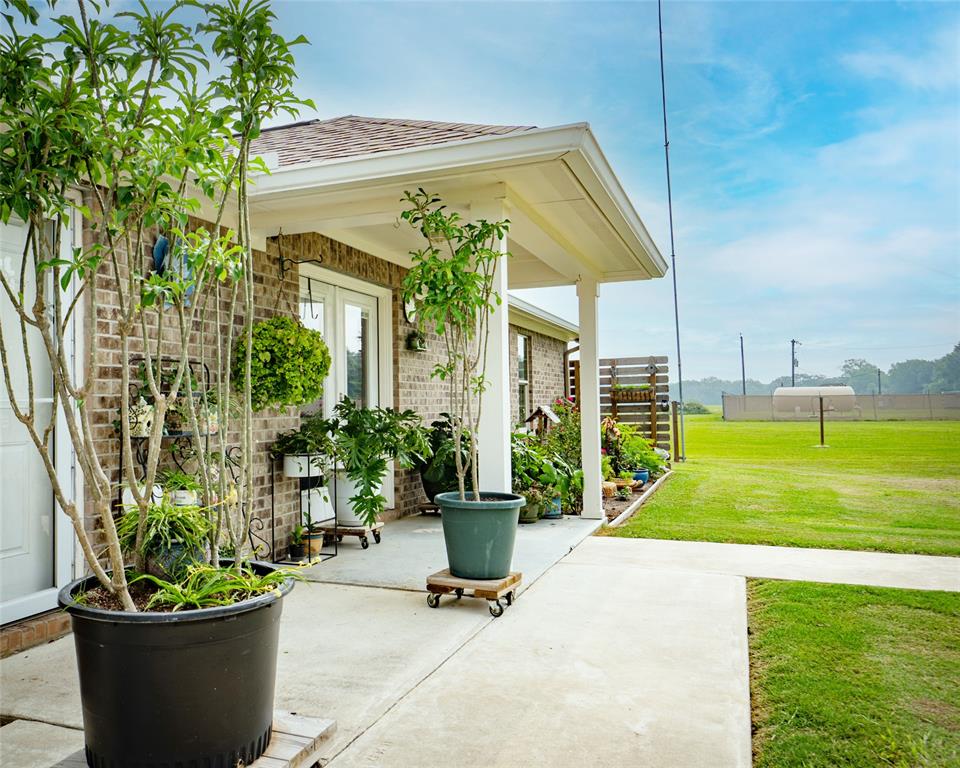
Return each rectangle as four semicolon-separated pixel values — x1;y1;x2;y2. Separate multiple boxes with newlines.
401;189;524;579
326;398;431;527
0;3;311;765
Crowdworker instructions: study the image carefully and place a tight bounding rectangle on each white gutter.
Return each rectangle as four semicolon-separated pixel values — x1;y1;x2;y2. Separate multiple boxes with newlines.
249;123;668;279
507;294;579;341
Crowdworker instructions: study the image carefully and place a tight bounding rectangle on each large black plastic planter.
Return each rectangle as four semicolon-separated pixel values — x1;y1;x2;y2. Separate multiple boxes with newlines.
57;562;294;768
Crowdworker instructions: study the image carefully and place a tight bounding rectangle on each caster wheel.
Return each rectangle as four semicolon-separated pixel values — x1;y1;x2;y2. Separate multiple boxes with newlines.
427;593;440;608
455;588;464;600
489;600;504;618
336;535;343;543
505;591;514;607
360;536;370;550
373;531;381;544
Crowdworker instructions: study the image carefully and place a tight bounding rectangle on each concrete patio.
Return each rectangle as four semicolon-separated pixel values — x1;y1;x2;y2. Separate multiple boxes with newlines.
3;521;956;767
300;513;599;592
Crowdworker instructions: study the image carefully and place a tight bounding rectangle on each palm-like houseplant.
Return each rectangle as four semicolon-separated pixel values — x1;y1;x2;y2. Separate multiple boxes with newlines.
401;189;525;579
327;398;431;527
0;1;311;763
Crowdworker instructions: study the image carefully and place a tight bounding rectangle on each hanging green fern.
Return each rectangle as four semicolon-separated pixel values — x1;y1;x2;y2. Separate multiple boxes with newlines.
233;316;331;411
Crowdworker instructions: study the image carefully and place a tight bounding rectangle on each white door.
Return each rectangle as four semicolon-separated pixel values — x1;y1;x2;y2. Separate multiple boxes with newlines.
299;270;393;507
0;218;75;624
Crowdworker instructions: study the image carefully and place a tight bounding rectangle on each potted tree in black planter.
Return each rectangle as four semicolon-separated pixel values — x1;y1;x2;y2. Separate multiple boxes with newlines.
0;2;311;765
401;190;524;579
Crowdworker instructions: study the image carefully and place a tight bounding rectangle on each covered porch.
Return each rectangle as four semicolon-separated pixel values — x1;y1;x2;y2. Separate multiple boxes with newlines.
249;119;668;519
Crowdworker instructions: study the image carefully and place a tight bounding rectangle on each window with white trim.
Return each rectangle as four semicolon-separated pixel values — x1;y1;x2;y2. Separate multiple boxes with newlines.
517;332;531;419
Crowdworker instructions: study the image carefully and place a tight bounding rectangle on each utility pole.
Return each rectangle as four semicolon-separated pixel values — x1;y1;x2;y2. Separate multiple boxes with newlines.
739;333;746;396
790;339;801;387
877;368;882;395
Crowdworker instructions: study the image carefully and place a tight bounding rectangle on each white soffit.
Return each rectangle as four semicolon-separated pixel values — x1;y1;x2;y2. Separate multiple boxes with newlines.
248;123;668;285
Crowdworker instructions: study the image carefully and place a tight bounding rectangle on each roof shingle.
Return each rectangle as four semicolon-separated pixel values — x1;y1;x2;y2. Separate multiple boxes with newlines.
249;115;535;168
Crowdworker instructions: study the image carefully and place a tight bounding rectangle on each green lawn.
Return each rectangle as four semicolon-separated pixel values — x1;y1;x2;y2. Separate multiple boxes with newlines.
602;414;960;555
749;580;960;767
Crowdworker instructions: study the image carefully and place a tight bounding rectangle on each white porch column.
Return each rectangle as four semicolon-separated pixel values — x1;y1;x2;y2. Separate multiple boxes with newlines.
475;198;511;492
578;276;603;519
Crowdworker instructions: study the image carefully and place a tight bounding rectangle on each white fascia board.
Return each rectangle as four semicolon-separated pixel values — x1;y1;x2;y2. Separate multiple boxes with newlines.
507;295;579;342
248;123;590;198
566;129;668;278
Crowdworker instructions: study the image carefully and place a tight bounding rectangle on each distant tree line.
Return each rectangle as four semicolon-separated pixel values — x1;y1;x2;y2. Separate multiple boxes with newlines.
670;343;960;404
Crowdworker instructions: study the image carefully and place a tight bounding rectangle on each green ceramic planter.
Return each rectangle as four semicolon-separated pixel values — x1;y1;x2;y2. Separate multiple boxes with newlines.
435;491;525;580
518;501;542;524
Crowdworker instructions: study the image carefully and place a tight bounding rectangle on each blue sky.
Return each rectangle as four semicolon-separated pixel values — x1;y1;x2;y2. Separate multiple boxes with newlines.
265;0;958;381
48;0;959;381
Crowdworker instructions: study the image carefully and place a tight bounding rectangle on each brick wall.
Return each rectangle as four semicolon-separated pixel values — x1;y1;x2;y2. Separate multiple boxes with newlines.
83;201;300;561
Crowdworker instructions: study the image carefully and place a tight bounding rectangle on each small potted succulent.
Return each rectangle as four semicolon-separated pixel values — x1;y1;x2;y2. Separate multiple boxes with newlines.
159;468;202;506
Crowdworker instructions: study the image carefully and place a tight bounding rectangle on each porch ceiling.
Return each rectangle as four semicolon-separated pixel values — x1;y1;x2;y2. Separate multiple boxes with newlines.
248;123;667;289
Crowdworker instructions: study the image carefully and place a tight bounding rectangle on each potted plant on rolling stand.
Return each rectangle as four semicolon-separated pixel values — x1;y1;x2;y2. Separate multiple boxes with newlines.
401;189;525;581
327;398;431;539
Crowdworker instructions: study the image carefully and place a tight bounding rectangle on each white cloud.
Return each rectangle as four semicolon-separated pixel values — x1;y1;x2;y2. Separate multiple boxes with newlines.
842;24;960;91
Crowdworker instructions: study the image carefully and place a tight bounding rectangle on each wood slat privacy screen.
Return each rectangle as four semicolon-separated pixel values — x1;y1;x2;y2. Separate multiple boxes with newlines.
568;356;671;449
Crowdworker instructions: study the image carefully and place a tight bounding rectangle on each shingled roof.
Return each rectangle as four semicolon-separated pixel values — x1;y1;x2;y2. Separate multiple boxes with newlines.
249;115;536;168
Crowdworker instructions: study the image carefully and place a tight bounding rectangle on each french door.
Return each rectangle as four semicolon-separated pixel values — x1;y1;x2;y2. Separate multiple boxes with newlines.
299;267;393;507
300;279;379;413
0;217;77;624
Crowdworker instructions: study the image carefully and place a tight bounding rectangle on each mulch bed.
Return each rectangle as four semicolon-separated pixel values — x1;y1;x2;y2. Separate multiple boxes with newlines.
602;482;650;521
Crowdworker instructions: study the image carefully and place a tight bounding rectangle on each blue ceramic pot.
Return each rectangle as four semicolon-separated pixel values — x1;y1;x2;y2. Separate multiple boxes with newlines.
541;497;563;519
632;469;650;484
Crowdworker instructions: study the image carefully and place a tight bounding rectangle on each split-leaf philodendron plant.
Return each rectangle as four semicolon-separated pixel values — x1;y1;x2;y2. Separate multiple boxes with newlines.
400;189;509;500
0;0;311;611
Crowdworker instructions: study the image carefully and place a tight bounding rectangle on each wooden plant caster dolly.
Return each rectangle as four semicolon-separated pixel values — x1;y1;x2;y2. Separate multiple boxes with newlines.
425;569;522;617
319;521;383;549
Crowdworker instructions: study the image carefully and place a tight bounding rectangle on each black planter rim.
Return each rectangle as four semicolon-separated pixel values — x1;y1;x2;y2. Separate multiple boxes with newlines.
434;490;525;511
57;559;294;625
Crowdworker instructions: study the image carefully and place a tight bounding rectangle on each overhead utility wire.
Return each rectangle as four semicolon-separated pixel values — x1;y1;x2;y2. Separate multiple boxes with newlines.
658;0;685;460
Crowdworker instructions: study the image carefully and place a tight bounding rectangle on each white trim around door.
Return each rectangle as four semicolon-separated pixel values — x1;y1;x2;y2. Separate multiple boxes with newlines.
298;265;395;509
0;211;80;624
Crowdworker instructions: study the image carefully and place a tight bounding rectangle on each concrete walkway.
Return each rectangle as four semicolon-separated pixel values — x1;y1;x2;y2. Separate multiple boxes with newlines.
569;537;960;592
3;528;955;767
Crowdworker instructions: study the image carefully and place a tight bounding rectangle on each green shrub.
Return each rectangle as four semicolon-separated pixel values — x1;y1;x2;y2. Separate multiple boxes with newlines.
683;400;710;414
233;316;331;411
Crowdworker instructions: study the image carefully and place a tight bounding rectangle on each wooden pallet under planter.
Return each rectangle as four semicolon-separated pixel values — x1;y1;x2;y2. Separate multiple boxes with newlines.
52;711;337;768
426;569;521;617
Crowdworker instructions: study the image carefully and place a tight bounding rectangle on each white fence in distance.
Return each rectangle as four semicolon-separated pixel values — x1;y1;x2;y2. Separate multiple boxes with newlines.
722;392;960;421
